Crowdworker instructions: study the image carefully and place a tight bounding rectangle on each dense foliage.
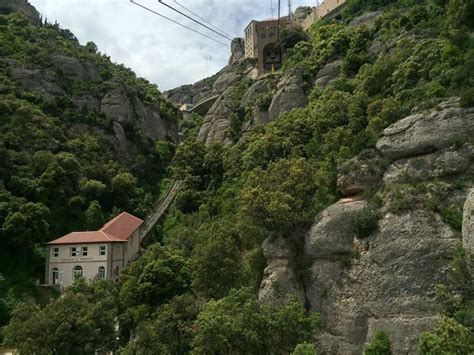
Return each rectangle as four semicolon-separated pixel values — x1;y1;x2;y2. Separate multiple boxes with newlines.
2;0;474;353
0;13;178;337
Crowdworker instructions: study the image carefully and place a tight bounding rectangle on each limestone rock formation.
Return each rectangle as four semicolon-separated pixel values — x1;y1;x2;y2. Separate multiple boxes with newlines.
376;99;474;161
383;143;474;184
229;37;245;65
259;236;305;304
9;61;65;98
198;86;237;145
268;69;309;121
463;189;474;254
313;210;456;354
314;60;342;88
349;11;381;27
0;0;41;25
50;55;101;82
337;154;385;196
72;95;100;113
101;90;134;125
305;198;368;260
197;61;256;144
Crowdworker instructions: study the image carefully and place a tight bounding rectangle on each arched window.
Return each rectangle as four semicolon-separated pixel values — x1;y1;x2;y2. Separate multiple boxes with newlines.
73;265;83;278
52;267;59;285
98;266;106;279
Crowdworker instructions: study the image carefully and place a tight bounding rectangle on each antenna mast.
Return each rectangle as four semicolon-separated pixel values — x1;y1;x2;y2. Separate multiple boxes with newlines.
288;0;292;21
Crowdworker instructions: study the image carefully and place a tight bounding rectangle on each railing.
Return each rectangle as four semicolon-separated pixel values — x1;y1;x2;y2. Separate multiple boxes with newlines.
136;180;181;241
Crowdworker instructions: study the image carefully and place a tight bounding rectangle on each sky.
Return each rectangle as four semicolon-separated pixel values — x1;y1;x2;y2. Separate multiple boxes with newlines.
30;0;313;90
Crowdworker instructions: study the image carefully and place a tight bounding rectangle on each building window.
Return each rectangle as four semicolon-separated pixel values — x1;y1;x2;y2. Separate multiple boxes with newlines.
70;247;79;257
269;32;274;38
52;267;59;285
100;245;107;256
98;266;106;279
114;266;120;277
73;265;83;278
53;248;59;257
82;246;88;256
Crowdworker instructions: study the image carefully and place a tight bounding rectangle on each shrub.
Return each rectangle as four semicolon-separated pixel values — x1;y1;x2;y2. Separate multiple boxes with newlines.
292;342;317;355
418;316;474;354
352;207;379;238
364;331;392;355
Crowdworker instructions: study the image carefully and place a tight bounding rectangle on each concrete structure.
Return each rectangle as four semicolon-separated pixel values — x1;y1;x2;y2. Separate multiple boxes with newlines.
45;212;143;290
243;1;346;76
244;16;292;75
297;0;347;30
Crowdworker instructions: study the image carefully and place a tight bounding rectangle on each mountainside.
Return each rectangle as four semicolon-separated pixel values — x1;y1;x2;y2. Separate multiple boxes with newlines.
1;0;474;354
0;2;179;329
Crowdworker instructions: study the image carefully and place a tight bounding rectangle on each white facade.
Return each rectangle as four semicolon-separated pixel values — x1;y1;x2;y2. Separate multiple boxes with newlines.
45;227;141;290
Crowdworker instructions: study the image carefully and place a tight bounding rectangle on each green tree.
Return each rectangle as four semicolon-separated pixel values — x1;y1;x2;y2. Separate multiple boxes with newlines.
278;27;310;50
418;316;474;354
364;331;392;355
3;279;119;355
292;342;317;355
1;202;50;248
192;288;320;355
192;231;244;299
240;157;317;232
118;295;200;355
84;200;104;229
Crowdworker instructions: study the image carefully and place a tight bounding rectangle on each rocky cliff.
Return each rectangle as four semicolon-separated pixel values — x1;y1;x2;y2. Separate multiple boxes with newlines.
0;0;41;24
259;99;474;354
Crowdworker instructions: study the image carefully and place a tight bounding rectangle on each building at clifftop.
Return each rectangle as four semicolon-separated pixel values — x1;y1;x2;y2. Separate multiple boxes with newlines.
45;212;143;290
244;0;346;76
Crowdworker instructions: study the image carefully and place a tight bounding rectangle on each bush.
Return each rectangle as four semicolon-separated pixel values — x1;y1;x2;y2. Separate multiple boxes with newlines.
352;207;379;238
418;316;474;354
364;331;392;355
292;342;317;355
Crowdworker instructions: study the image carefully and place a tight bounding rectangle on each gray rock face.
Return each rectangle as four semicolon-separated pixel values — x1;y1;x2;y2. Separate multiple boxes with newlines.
383;144;474;184
294;6;313;21
72;95;100;113
349;11;381;27
305;198;367;259
314;60;342;88
258;236;305;304
337;154;384;196
0;0;41;25
198;86;236;145
309;210;456;354
9;64;64;98
268;69;308;121
376;100;474;161
140;104;177;141
463;189;474;254
229;37;245;65
211;70;242;96
51;55;100;82
100;90;134;125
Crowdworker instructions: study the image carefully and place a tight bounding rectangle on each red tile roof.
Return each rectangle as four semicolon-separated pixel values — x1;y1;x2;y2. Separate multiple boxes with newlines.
48;212;144;245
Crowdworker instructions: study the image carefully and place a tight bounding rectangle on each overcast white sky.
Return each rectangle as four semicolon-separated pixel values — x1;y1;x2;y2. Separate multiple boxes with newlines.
30;0;312;90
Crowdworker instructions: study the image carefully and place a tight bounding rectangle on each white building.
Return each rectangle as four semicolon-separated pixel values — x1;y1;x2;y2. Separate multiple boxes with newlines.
45;212;143;289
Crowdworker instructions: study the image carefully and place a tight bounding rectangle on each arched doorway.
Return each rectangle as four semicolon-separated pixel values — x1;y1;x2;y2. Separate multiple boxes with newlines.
263;43;282;73
51;267;59;285
98;266;106;279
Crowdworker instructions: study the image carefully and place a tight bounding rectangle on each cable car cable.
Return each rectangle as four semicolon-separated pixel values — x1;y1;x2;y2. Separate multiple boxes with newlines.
157;0;233;41
130;0;228;46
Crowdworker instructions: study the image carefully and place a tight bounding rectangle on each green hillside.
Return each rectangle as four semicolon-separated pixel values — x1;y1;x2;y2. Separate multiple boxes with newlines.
0;11;179;333
1;0;474;353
